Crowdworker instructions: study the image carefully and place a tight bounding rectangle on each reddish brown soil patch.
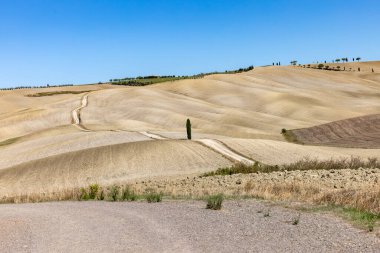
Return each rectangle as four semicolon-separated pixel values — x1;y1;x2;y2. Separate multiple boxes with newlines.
291;114;380;148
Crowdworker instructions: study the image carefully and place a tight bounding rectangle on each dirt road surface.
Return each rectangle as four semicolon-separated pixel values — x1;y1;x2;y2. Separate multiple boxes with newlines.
0;201;379;253
197;139;255;164
71;94;89;131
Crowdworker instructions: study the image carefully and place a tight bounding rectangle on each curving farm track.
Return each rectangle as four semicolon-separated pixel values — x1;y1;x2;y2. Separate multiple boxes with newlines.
71;93;90;131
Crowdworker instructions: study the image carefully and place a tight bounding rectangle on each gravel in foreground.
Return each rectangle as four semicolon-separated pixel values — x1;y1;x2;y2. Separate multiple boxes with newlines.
0;200;379;253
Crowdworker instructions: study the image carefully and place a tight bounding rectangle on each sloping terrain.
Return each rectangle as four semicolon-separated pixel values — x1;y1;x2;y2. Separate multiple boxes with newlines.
82;62;380;140
0;140;231;197
291;114;380;148
0;62;380;197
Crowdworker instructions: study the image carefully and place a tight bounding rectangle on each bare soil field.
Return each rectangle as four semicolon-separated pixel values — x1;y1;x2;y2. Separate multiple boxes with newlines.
291;114;380;148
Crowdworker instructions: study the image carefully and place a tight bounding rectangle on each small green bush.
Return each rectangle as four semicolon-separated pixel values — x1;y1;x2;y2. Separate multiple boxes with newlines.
80;187;90;201
109;185;120;201
145;193;162;203
121;186;138;201
98;190;105;200
145;189;162;203
206;194;224;210
88;184;99;200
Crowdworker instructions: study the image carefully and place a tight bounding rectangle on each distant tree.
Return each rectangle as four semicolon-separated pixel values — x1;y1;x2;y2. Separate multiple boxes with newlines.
324;60;326;63
318;64;324;69
290;60;297;66
186;119;192;140
356;57;361;62
353;58;355;61
279;62;281;66
335;59;341;63
324;65;330;70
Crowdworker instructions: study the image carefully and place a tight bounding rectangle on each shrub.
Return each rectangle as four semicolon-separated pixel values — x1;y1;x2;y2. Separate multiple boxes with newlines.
109;185;120;201
206;194;224;210
121;186;138;201
281;128;287;134
80;187;90;200
88;184;99;200
145;189;162;203
317;64;324;69
98;190;105;200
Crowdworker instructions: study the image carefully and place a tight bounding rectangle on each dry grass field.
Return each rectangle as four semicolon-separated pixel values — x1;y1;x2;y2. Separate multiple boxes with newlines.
1;61;380;216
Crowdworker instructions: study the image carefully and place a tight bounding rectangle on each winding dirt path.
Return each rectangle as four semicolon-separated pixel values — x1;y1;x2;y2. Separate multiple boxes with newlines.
70;93;255;164
71;93;90;131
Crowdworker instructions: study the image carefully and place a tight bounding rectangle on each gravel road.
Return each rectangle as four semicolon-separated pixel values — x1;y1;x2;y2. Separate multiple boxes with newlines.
0;200;379;253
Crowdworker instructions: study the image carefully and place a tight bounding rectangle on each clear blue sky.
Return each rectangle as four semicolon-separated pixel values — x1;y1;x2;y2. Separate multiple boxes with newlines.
0;0;379;88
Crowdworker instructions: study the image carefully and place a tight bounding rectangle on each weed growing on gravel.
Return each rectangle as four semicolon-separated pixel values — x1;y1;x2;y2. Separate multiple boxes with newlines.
206;194;224;210
121;186;138;201
88;184;99;200
263;209;271;217
292;213;301;225
109;185;120;201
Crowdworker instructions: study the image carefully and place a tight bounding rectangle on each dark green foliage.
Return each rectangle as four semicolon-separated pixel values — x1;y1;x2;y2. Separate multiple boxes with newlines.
206;194;224;210
281;128;287;134
186;119;192;140
317;64;324;69
110;66;254;87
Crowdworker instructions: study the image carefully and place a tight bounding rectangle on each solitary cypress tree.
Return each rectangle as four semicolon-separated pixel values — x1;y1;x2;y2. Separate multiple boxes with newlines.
186;119;192;140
